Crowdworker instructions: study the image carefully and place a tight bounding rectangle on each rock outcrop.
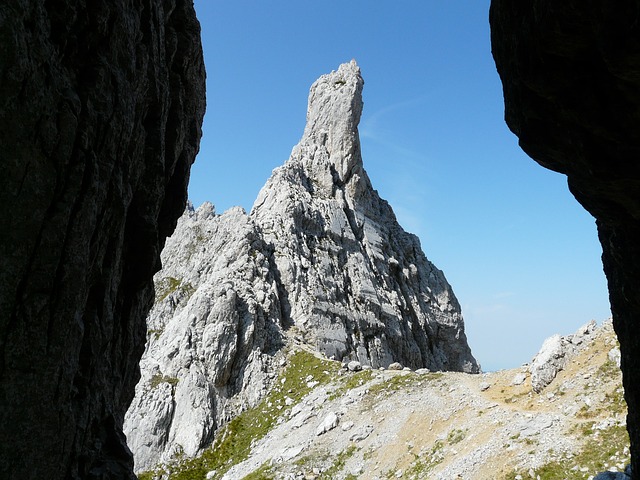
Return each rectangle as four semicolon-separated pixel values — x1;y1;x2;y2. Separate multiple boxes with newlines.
0;2;205;479
490;0;640;474
125;61;478;472
529;320;597;393
251;61;476;371
124;203;286;471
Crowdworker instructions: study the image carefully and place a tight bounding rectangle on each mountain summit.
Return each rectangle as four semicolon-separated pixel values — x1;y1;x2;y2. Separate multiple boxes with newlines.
125;61;478;471
252;60;477;371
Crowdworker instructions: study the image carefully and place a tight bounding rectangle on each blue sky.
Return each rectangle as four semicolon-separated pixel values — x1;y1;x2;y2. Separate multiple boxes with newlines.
189;1;611;371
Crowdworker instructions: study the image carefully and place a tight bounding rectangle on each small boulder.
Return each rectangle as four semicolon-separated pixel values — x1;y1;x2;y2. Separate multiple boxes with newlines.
341;420;355;431
347;361;362;372
608;347;621;368
388;362;403;371
512;373;527;386
529;334;569;393
350;425;374;442
316;412;339;436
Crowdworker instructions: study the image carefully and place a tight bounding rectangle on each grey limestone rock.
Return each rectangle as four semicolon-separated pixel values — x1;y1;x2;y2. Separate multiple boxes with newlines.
609;347;622;368
316;412;340;436
252;61;478;373
529;334;569;393
529;320;599;393
348;360;363;372
125;203;285;471
126;61;478;471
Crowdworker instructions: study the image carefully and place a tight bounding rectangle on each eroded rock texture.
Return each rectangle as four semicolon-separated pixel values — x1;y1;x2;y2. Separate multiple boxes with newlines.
0;1;205;479
490;1;640;474
125;204;286;471
125;61;478;472
252;61;477;372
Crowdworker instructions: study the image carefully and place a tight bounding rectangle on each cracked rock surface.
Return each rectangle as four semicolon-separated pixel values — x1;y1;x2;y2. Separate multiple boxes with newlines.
125;61;478;472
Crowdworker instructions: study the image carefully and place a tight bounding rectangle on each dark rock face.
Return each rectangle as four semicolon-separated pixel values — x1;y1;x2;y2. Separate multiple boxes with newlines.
490;0;640;475
0;1;205;478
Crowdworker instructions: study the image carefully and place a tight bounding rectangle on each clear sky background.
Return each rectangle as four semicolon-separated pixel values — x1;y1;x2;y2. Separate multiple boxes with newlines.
189;1;611;372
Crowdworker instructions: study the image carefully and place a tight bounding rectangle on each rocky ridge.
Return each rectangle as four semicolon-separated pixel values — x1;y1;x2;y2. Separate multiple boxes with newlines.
140;320;629;480
125;61;478;472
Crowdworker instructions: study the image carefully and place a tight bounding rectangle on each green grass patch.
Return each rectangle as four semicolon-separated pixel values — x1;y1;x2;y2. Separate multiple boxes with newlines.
293;444;358;479
240;461;274;480
150;374;179;389
576;404;596;419
403;440;445;478
321;445;358;478
447;428;466;445
138;349;340;480
601;388;627;415
504;424;630;479
369;372;443;397
598;359;621;379
147;328;164;340
155;276;195;303
329;369;374;400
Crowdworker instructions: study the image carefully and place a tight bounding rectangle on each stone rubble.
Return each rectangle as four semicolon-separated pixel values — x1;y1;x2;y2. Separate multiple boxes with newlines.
220;320;628;480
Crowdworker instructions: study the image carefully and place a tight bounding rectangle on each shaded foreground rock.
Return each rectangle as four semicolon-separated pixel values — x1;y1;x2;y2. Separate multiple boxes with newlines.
125;61;478;472
0;2;205;479
490;0;640;474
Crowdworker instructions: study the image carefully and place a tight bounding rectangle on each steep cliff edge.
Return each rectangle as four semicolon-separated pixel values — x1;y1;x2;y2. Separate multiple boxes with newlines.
252;61;476;372
0;2;205;479
490;0;640;475
125;61;478;472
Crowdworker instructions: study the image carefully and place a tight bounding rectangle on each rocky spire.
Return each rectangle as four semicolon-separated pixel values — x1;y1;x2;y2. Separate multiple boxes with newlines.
125;61;478;472
252;61;478;372
301;59;364;182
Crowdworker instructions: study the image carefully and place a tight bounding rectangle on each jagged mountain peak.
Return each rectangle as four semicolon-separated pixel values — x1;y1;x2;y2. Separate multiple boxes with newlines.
126;62;477;473
252;61;477;373
253;60;368;209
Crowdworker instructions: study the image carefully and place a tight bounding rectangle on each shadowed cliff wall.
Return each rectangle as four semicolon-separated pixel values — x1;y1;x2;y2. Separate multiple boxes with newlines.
490;1;640;475
0;1;205;478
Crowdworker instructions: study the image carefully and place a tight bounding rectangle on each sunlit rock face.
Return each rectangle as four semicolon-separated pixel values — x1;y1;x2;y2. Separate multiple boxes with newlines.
490;0;640;474
252;61;477;373
0;1;205;478
126;60;478;472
